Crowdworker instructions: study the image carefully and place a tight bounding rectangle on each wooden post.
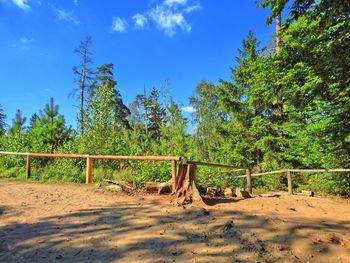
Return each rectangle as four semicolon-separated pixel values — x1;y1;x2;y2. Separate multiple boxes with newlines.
246;168;252;194
171;160;177;193
86;157;92;184
26;155;31;179
287;170;293;195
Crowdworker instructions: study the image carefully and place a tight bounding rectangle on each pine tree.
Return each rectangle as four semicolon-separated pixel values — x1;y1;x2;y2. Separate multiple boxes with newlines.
145;88;166;141
91;64;131;130
28;113;39;130
0;104;6;135
29;98;71;152
9;109;26;134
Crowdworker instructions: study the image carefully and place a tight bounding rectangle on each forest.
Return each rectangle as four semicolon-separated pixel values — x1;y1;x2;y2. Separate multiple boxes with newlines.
0;0;349;196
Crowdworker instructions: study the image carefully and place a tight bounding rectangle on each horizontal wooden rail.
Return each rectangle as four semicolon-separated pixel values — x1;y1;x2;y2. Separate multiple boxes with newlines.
29;153;89;158
0;151;181;161
222;169;247;173
186;160;245;169
0;151;28;156
289;169;350;173
236;168;350;178
90;155;181;161
251;170;287;177
0;151;181;186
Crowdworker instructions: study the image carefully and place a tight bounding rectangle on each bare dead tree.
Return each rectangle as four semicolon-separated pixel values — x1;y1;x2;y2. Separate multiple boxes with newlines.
72;36;93;135
275;13;283;137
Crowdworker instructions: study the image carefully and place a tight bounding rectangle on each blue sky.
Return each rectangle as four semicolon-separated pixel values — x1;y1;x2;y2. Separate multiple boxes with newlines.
0;0;272;128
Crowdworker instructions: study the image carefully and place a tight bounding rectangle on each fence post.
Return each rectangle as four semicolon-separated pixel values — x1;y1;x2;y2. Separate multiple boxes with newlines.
246;168;252;194
86;157;93;184
172;160;177;193
26;155;31;179
287;170;293;195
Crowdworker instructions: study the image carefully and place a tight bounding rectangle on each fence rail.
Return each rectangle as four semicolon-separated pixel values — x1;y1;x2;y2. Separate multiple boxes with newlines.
1;151;349;196
0;151;180;190
186;160;245;170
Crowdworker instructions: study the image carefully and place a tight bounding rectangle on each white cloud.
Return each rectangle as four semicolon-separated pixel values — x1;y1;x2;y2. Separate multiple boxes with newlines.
132;13;148;29
5;0;31;10
73;0;78;6
164;0;187;6
181;106;196;113
148;5;191;37
184;4;201;13
55;8;78;25
20;37;33;44
111;0;201;36
14;36;33;51
111;17;127;32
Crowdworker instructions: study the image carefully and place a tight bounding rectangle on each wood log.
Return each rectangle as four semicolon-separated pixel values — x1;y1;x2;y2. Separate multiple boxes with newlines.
145;179;172;194
173;164;202;205
235;188;251;199
300;190;315;196
105;185;122;192
206;187;218;197
103;179;135;192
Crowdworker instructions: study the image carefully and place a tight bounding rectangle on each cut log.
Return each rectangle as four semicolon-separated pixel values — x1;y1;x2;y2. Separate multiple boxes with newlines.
173;164;203;205
145;179;172;194
235;188;251;199
103;179;135;192
299;190;315;197
105;185;122;192
224;188;234;198
206;187;218;197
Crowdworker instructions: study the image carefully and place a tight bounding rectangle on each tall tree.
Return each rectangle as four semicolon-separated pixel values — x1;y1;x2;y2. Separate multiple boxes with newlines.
0;104;6;136
258;0;350;166
217;32;281;168
90;64;131;130
73;36;93;135
190;81;224;162
160;99;190;157
9;109;26;134
275;11;283;137
28;113;39;130
29;98;71;152
146;88;166;141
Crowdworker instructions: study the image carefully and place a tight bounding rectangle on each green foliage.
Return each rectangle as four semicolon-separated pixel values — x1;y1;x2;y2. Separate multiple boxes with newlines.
28;97;72;153
9;109;26;134
190;81;224;162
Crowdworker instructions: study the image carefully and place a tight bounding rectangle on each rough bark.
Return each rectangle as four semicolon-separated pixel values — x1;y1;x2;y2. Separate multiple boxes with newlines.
173;164;202;205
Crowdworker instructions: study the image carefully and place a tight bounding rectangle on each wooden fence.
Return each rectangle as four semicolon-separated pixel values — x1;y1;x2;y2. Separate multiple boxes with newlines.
1;151;349;196
0;151;181;191
235;168;350;195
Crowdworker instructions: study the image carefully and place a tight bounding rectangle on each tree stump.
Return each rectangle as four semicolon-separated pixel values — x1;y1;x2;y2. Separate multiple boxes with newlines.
173;163;202;205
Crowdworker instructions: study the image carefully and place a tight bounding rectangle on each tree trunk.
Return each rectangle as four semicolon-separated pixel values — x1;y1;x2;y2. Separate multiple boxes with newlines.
80;68;86;135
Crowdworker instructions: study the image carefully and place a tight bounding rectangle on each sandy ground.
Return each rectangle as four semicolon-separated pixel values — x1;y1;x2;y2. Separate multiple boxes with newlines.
0;181;350;263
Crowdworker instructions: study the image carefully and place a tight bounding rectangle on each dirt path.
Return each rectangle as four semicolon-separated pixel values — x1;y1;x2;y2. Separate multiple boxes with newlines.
0;181;349;262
